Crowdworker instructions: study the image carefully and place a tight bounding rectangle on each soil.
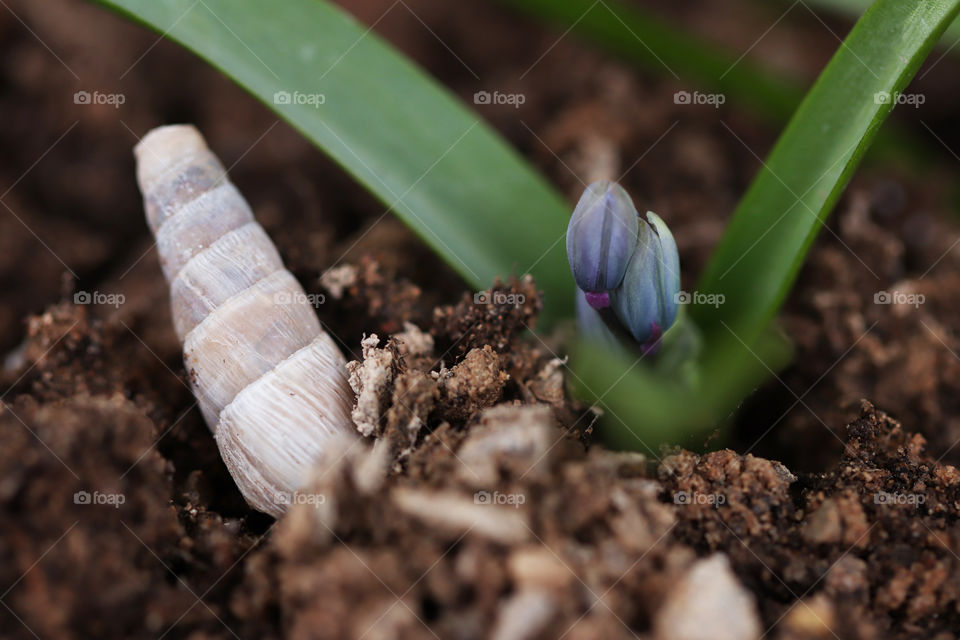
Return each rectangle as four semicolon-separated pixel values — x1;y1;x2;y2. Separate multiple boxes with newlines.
3;0;960;638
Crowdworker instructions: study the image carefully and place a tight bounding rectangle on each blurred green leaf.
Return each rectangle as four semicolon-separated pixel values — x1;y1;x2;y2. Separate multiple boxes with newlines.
569;323;792;451
97;0;574;324
499;0;804;123
498;0;929;169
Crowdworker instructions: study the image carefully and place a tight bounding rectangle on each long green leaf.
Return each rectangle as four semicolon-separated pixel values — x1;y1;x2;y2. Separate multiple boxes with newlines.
694;0;960;348
805;0;960;52
96;0;573;323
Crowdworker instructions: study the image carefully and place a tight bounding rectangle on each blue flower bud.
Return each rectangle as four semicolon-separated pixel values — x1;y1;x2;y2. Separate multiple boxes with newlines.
567;181;681;353
610;211;680;345
565;181;639;304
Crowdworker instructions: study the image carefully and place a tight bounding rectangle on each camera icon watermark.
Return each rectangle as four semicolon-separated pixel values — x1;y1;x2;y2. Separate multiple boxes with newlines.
874;491;925;506
73;90;125;109
874;91;925;108
274;491;326;506
473;291;526;307
473;90;526;109
673;90;725;108
73;490;126;508
74;290;125;308
874;290;924;308
474;490;525;508
673;491;726;506
674;290;725;308
274;291;326;307
273;90;326;108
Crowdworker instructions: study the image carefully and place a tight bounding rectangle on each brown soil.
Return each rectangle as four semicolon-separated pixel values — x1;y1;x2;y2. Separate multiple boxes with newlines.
4;1;960;638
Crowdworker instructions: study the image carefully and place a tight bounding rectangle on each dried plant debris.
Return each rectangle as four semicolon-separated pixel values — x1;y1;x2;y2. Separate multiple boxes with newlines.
383;371;440;452
393;321;435;371
347;334;403;438
346;318;535;468
342;276;572;477
432;275;542;358
319;256;427;335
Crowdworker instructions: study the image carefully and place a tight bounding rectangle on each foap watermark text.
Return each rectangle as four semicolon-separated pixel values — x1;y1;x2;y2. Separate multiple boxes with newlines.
874;491;925;506
474;291;525;307
474;490;525;508
874;91;925;108
273;90;326;108
674;90;725;108
274;291;326;307
874;290;924;308
673;491;726;506
74;490;126;508
274;492;327;506
474;90;525;108
74;90;125;108
675;290;725;308
75;291;125;308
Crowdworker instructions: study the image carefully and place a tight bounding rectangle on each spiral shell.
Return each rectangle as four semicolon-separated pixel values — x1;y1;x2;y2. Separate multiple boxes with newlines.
135;124;356;518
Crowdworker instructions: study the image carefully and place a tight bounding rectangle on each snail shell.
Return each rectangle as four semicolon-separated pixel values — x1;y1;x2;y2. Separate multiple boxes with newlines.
134;124;356;518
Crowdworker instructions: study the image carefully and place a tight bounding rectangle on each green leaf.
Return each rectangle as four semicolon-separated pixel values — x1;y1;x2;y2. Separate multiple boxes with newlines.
805;0;960;53
96;0;573;324
694;0;960;349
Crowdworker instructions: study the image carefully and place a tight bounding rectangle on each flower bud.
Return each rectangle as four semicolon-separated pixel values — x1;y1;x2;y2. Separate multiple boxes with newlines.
566;180;681;353
565;181;639;306
610;211;680;345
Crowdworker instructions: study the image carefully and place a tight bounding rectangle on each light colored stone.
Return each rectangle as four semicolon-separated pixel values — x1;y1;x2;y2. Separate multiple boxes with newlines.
491;589;556;640
654;554;761;640
391;487;529;545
